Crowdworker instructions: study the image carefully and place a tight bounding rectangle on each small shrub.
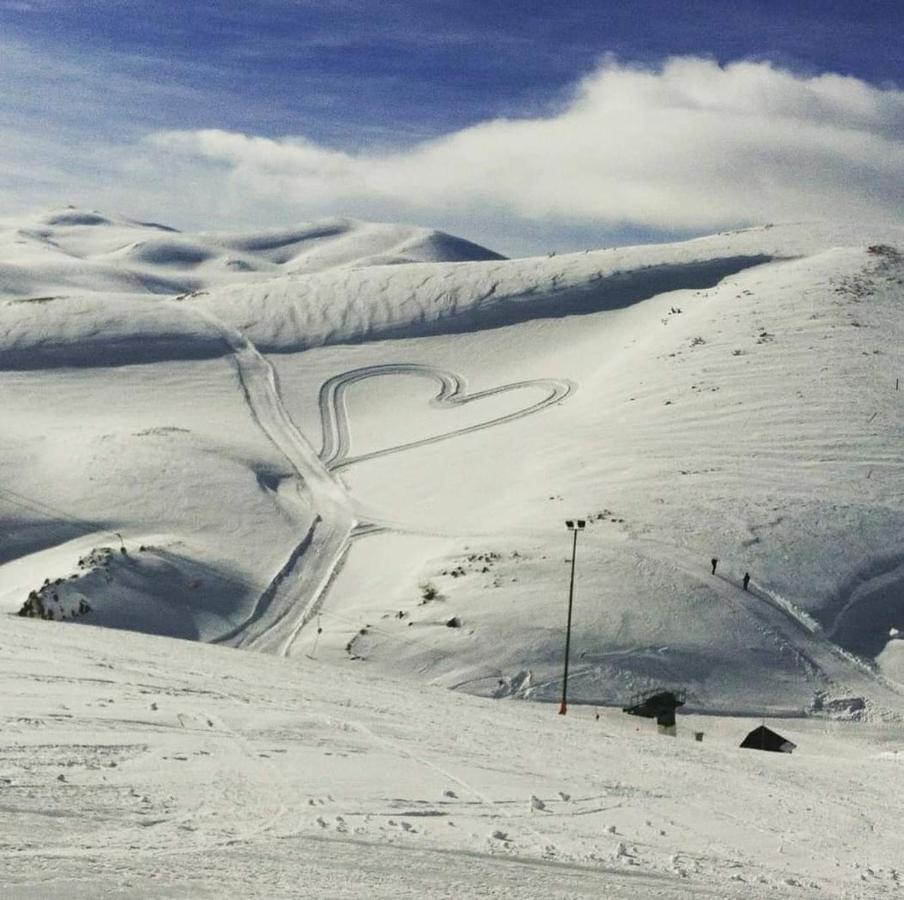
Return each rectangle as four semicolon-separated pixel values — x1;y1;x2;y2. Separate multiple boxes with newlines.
867;244;900;258
419;582;441;604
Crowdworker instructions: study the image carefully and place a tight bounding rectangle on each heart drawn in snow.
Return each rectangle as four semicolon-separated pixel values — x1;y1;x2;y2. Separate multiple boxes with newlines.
317;363;573;470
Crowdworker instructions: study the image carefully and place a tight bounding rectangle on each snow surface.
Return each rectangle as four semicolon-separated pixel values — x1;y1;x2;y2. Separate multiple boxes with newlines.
2;615;904;898
2;209;904;895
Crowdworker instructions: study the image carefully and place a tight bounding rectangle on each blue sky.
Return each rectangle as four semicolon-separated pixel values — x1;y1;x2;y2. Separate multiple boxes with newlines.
1;0;902;254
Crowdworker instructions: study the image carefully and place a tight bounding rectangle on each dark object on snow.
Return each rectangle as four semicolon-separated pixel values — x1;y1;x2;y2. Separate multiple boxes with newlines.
623;689;686;728
711;558;718;575
445;617;461;628
740;725;796;753
743;572;750;591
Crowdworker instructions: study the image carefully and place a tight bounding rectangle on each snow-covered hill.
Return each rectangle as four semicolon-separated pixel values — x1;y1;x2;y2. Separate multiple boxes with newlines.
3;208;904;897
1;207;505;284
2;614;903;898
1;210;903;722
0;208;504;366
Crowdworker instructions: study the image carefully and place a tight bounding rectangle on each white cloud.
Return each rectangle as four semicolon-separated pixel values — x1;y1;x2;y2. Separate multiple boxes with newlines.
1;54;901;254
146;56;904;237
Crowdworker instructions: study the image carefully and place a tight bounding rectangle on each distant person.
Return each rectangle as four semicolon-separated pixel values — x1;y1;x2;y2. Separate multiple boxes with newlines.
743;572;750;591
711;558;718;575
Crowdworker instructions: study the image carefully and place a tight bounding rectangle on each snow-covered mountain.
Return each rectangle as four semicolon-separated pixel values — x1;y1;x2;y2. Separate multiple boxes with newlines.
2;210;903;718
3;208;904;897
1;207;505;292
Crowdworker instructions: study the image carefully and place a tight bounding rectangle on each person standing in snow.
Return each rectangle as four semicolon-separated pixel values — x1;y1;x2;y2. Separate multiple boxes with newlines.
743;572;750;591
711;558;718;575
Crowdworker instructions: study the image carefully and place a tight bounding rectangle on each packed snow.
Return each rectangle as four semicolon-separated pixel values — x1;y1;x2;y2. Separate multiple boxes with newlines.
2;616;904;898
2;208;904;896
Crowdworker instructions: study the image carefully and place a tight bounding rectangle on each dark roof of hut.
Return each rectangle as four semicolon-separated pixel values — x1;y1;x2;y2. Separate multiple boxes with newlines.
740;725;796;753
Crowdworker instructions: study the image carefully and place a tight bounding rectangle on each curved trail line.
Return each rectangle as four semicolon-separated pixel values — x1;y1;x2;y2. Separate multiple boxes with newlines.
212;516;321;647
318;363;573;470
176;301;354;656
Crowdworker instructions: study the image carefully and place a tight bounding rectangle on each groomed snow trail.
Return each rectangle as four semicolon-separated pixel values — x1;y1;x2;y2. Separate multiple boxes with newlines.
175;300;355;656
317;363;572;469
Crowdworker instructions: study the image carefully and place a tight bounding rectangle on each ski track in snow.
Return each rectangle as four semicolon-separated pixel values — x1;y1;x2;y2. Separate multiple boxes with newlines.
172;302;354;656
211;516;322;648
742;579;904;718
317;363;572;470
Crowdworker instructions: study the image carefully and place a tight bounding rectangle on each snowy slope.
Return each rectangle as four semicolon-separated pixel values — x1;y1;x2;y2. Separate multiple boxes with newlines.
1;211;903;722
2;614;903;899
3;209;904;898
0;210;503;368
0;208;502;307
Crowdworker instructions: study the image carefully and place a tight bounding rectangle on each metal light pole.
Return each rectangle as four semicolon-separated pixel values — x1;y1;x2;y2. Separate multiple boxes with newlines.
559;519;585;715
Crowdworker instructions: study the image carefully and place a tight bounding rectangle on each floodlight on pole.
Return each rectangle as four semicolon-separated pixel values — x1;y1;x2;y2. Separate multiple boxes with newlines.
559;518;585;715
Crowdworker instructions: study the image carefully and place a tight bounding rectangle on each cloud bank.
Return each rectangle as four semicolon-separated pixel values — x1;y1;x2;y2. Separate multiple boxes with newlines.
1;54;902;254
148;57;903;239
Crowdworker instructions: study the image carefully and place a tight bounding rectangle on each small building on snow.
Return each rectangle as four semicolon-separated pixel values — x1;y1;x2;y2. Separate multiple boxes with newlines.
622;689;686;736
740;725;796;754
